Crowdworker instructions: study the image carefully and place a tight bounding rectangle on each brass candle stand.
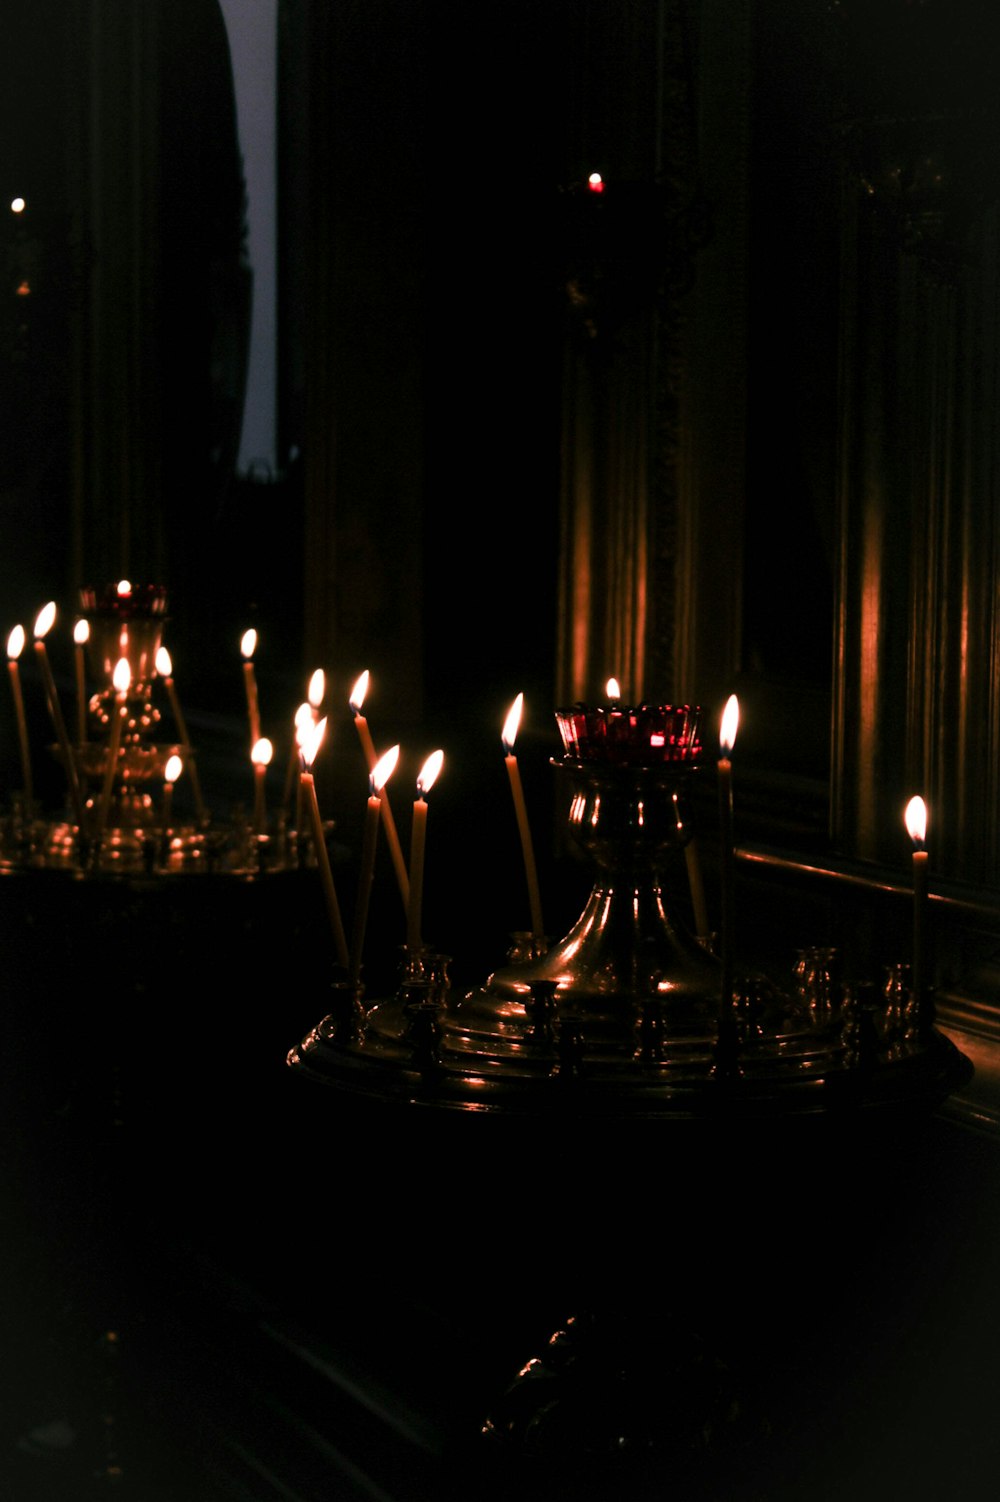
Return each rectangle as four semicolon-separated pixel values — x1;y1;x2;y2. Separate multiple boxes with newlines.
284;702;975;1490
288;704;972;1120
2;584;320;878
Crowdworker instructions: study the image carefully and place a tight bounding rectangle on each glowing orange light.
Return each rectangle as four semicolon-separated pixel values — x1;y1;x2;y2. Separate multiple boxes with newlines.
301;715;327;770
16;281;30;297
164;753;183;784
502;693;523;752
372;744;400;792
74;619;90;646
33;601;56;639
417;749;444;796
606;677;621;701
240;628;257;659
293;701;313;744
251;737;273;768
720;694;740;755
155;646;172;677
6;625;25;659
11;198;25;214
307;669;325;709
116;579;132;597
905;795;928;846
349;669;370;714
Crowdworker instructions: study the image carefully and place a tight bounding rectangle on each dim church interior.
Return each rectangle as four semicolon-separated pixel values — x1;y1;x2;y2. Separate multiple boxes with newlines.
3;2;1000;1499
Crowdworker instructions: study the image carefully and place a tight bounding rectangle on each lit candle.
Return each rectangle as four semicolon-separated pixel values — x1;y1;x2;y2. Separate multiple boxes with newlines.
73;618;90;745
251;736;273;836
300;716;349;968
162;751;183;838
155;647;208;825
606;677;622;702
718;694;740;1009
283;679;323;817
96;657;131;844
406;749;444;953
6;625;34;808
241;629;261;748
350;743;400;988
307;668;325;714
33;602;86;829
502;693;545;946
284;702;313;829
905;795;929;1023
349;670;410;910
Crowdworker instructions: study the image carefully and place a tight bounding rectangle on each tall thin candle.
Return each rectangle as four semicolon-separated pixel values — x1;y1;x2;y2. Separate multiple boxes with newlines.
283;679;323;817
96;657;131;845
717;694;740;1010
502;693;545;946
33;602;86;829
241;629;261;748
252;737;273;836
162;752;183;840
905;795;929;1024
289;703;312;831
300;717;349;968
73;619;89;745
349;670;410;910
155;647;208;825
407;749;444;954
350;744;400;988
6;625;33;808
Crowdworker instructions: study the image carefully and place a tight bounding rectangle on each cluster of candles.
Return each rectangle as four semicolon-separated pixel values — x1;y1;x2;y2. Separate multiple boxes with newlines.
247;660;543;991
3;594;547;991
5;599;934;1010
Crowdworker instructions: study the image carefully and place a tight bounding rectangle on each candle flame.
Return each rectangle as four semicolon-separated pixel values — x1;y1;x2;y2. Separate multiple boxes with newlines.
113;658;131;695
74;619;90;646
251;737;274;768
293;702;313;745
417;748;444;796
905;795;928;846
116;579;132;597
155;646;172;677
372;743;400;792
502;693;523;752
240;628;257;659
164;753;183;783
6;624;25;659
307;668;325;709
349;669;369;714
720;694;740;755
606;677;621;701
301;715;327;770
33;601;56;638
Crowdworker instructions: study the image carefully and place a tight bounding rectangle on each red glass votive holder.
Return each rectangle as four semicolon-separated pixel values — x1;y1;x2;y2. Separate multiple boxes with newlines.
80;583;169;690
554;702;703;767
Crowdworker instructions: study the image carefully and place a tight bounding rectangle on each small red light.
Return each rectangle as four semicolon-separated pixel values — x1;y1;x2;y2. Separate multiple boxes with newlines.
588;172;604;194
16;281;30;297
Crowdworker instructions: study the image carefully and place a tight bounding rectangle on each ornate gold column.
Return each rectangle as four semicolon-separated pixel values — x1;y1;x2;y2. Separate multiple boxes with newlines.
831;3;1000;884
555;0;744;711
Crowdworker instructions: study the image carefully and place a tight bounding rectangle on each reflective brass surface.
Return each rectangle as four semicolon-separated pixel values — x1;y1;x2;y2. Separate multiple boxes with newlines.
288;759;973;1120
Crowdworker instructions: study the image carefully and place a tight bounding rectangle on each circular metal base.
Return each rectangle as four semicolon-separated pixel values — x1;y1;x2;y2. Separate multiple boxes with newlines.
287;980;973;1121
